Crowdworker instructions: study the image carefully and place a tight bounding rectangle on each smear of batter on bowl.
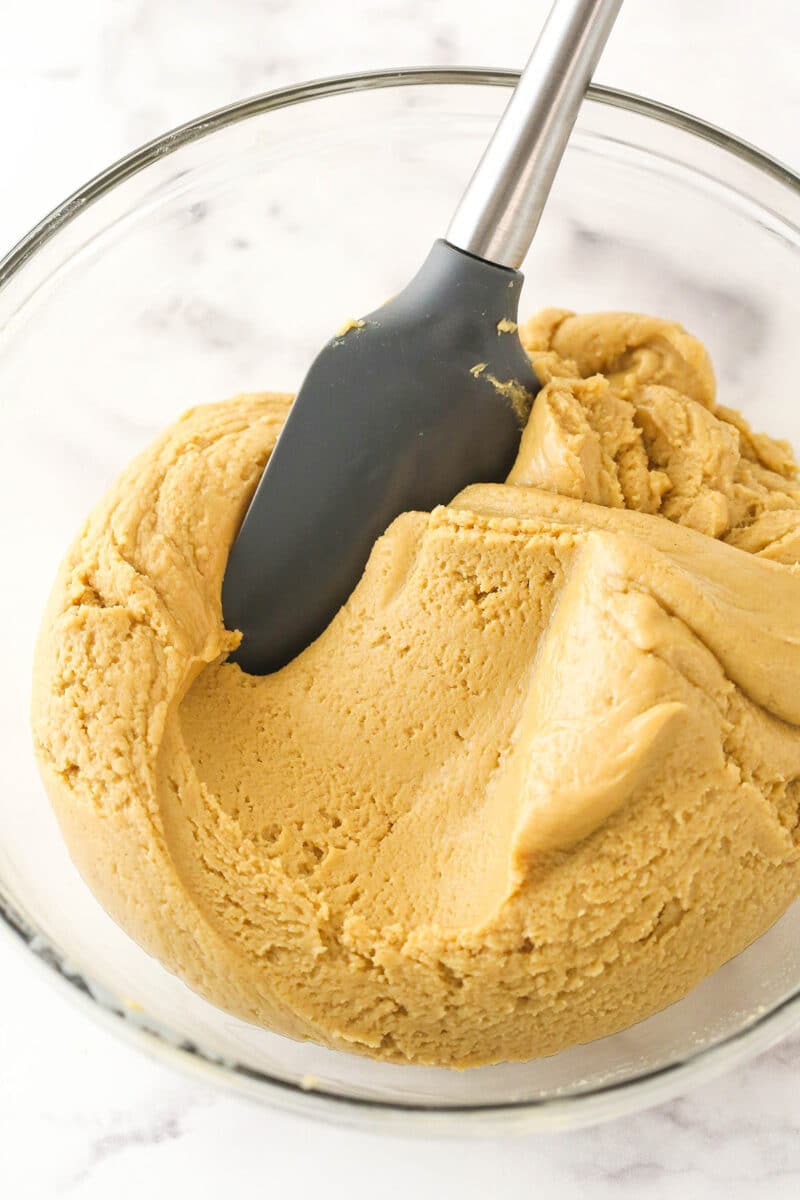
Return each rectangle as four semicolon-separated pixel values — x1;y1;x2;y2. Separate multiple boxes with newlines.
32;308;800;1067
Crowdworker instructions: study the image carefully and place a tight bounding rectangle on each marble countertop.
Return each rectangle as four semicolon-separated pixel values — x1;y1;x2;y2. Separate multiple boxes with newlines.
1;1;799;1196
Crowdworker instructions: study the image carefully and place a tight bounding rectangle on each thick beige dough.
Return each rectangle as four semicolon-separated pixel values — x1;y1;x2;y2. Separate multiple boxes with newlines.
32;310;800;1067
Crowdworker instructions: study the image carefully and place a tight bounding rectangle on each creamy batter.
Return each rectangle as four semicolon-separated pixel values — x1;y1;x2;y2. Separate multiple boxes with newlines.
31;310;800;1067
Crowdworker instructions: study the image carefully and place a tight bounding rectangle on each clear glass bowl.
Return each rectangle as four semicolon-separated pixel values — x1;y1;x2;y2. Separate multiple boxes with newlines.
1;69;799;1135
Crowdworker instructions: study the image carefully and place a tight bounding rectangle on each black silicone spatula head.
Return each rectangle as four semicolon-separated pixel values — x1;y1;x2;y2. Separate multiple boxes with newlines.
223;0;622;674
223;241;537;673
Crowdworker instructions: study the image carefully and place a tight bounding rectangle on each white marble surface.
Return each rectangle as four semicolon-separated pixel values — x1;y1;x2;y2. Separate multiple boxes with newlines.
2;1;800;1196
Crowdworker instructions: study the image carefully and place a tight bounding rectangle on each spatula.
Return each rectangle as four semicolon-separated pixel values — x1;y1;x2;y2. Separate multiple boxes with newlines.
223;0;623;674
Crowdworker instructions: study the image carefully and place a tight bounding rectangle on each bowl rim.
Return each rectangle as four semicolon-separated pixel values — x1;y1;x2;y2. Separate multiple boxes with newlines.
1;66;798;289
2;65;799;1133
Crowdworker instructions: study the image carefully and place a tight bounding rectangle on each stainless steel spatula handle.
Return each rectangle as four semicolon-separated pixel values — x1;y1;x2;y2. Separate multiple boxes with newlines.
447;0;623;269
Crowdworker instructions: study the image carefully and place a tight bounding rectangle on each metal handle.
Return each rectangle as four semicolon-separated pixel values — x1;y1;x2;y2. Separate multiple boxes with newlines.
446;0;623;269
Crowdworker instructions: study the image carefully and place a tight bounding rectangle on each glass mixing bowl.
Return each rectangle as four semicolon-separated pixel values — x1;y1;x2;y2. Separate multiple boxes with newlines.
1;69;799;1135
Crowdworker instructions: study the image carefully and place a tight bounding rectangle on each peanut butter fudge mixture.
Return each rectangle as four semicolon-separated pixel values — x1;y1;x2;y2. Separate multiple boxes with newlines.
32;310;800;1067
